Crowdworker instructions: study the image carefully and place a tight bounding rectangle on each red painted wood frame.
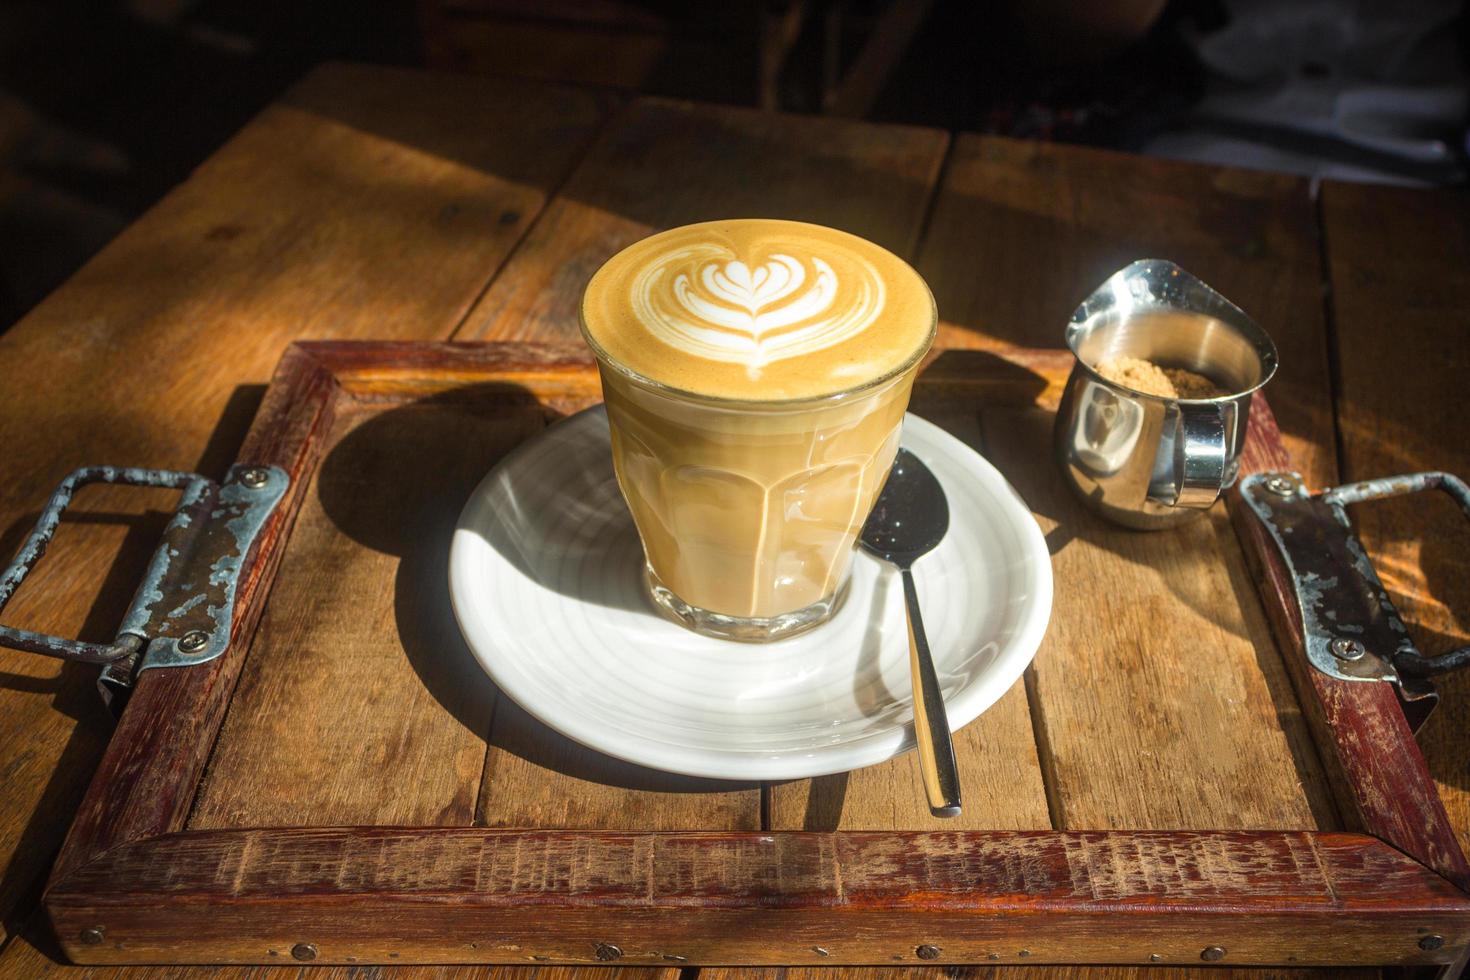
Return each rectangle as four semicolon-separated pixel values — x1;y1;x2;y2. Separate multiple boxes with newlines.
40;341;1470;971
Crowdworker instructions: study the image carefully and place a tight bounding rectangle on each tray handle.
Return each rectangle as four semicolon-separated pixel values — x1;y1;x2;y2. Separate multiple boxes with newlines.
0;464;287;712
1321;471;1470;679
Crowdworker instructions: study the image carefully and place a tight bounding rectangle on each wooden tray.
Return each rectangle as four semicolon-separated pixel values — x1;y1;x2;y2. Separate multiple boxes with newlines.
39;341;1470;971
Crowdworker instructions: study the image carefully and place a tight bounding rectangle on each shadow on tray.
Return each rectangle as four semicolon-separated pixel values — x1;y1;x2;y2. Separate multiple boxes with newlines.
315;382;756;799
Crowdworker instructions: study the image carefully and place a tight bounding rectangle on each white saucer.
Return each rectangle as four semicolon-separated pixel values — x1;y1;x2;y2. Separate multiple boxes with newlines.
449;406;1052;781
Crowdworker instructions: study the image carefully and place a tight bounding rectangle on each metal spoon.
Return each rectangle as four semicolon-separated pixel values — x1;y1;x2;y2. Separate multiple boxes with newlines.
860;448;961;817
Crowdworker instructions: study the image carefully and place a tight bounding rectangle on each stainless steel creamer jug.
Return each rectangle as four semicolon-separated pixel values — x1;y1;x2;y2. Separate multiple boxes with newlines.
1054;259;1279;529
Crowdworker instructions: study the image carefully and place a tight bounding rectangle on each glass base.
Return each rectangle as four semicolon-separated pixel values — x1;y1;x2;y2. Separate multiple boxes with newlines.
645;566;849;643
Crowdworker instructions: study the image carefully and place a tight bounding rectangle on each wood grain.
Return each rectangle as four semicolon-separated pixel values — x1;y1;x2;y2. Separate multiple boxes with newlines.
982;406;1331;830
1227;397;1470;894
1;63;1461;980
49;346;335;887
185;342;758;834
25;338;1427;978
916;135;1338;488
457;95;950;832
915;135;1338;832
0;927;674;980
703;967;1381;980
40;343;1440;975
187;395;544;828
764;683;1047;831
45;828;1469;967
455;95;949;344
184;343;1059;837
0;64;607;940
766;406;1051;832
479;698;762;832
1320;180;1470;863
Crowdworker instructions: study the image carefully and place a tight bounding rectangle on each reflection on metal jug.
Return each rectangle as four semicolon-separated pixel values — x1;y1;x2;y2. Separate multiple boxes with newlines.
1054;259;1278;530
1075;380;1145;476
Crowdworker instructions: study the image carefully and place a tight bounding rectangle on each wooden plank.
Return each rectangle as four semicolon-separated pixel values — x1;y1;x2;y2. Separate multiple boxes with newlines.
1;352;667;975
984;406;1332;829
456;98;950;831
0;927;675;980
917;135;1338;488
703;967;1381;980
0;929;280;978
916;135;1340;831
767;349;1071;833
1229;396;1470;896
107;342;1062;846
765;684;1047;831
767;405;1051;832
37;343;1395;980
5;937;1381;980
455;95;950;345
187;395;544;828
1320;180;1470;861
479;698;762;831
0;64;607;939
19;341;1423;979
44;828;1470;968
50;346;334;887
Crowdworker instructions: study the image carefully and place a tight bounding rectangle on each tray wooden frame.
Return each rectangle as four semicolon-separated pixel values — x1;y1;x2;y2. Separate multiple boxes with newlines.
41;341;1470;972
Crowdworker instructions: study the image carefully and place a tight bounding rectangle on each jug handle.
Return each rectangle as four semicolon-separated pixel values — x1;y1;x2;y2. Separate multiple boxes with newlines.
1161;401;1228;509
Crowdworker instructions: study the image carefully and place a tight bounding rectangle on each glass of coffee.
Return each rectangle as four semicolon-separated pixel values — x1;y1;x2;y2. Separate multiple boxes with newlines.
580;219;936;641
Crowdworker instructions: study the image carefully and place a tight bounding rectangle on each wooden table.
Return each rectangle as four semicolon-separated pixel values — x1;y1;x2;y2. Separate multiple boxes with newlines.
0;62;1466;979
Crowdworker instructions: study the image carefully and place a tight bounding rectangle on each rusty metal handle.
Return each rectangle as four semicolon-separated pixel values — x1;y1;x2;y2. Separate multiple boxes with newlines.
1322;471;1470;681
0;467;213;664
0;463;288;715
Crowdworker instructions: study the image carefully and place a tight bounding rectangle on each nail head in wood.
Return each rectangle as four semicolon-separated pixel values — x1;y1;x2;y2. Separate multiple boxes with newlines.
79;927;105;946
916;944;940;959
1201;945;1226;961
595;942;622;961
1419;934;1444;951
1149;953;1163;962
290;943;317;961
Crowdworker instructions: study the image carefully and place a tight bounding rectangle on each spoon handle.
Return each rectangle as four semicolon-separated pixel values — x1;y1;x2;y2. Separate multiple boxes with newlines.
900;567;962;817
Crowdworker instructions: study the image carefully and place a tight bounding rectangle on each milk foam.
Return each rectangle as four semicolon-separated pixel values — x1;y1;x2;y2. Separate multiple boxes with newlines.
631;244;884;378
583;220;934;400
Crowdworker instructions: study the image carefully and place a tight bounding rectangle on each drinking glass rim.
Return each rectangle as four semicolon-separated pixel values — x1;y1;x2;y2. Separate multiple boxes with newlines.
578;291;938;410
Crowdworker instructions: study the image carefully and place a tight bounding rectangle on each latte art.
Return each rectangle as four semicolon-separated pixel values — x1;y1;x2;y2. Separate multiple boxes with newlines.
632;246;885;378
582;219;934;401
581;219;937;635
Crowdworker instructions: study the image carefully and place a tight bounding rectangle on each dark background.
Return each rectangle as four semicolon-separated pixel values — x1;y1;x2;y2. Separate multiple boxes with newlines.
1;0;1466;330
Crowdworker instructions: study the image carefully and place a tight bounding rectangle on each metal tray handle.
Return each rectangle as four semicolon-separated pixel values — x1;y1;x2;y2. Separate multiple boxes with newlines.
0;464;287;711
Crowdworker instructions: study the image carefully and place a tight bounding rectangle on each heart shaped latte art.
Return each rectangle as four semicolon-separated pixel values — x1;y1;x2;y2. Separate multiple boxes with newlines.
630;243;886;378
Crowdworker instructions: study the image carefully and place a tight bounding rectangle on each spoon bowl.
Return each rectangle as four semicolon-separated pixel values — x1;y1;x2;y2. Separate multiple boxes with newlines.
862;449;950;563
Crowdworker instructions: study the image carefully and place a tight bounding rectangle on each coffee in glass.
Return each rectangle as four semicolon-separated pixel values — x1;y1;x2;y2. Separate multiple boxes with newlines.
581;219;935;641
